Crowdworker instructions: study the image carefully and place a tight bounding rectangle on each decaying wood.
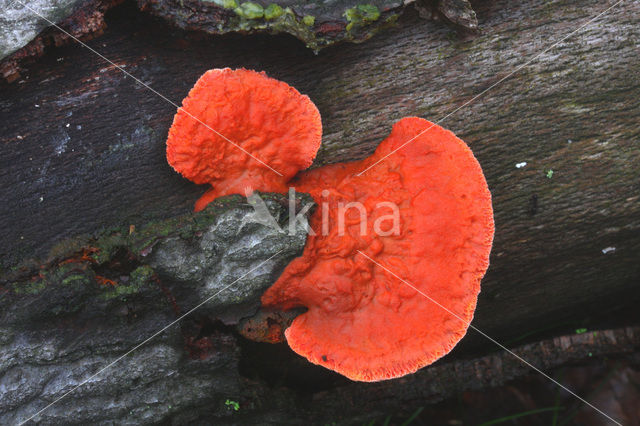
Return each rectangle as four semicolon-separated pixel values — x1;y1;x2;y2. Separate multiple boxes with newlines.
0;0;472;80
2;0;638;337
0;0;638;422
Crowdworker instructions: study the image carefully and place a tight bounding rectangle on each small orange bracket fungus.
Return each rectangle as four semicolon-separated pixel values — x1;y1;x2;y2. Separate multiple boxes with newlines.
262;117;494;382
166;68;322;211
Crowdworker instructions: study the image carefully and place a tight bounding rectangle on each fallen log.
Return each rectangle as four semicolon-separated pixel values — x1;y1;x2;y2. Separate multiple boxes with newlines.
0;0;638;422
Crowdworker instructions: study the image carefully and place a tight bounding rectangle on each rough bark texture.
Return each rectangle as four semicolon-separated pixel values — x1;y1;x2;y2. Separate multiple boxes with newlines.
136;0;405;52
0;0;122;81
0;0;473;80
0;192;313;424
0;0;639;423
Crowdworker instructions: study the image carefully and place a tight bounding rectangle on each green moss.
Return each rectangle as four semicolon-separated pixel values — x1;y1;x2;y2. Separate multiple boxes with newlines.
12;279;46;295
130;265;155;286
225;399;240;411
264;4;284;20
8;262;94;296
61;273;89;286
234;2;264;19
47;235;90;261
208;0;239;8
384;13;399;24
6;194;292;300
174;0;398;52
93;233;128;264
130;212;201;256
100;265;155;301
344;4;380;31
198;0;392;52
358;4;380;20
302;15;315;26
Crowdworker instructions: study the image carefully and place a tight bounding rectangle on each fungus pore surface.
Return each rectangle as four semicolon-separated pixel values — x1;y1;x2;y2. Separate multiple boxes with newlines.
166;68;322;211
262;117;494;382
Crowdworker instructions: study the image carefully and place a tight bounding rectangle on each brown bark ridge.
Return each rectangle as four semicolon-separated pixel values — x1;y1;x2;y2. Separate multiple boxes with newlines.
0;0;638;422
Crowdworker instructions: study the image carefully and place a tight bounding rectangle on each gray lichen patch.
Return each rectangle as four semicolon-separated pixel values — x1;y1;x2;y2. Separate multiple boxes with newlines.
147;193;312;323
0;0;82;60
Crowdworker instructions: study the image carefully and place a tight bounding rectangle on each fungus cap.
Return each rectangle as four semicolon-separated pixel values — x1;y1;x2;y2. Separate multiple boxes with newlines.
166;68;322;211
262;117;494;382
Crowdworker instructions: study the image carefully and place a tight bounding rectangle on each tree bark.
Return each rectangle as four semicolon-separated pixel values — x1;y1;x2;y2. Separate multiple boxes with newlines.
0;0;638;423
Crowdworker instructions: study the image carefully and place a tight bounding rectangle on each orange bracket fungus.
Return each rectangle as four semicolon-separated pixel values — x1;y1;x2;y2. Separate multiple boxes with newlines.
167;70;494;382
261;117;494;382
166;68;322;211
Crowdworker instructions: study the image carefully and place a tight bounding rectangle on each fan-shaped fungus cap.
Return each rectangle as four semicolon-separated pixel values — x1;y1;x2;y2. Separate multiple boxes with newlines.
166;68;322;211
262;117;494;382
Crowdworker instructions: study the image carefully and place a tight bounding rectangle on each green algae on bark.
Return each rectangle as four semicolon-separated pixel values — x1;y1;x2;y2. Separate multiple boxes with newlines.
2;0;479;81
136;0;406;51
1;192;313;323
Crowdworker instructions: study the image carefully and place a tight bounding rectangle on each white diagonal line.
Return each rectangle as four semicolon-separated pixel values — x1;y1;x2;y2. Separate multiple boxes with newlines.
357;0;626;176
356;250;622;426
18;250;283;425
11;0;283;177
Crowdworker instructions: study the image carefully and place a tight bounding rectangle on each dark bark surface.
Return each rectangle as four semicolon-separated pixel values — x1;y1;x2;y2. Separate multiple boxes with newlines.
2;0;638;334
1;0;475;77
0;0;639;422
0;193;315;424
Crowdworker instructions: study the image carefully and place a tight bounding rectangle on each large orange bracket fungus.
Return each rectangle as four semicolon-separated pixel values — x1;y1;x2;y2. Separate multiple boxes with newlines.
166;68;322;211
261;117;494;381
167;70;494;382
